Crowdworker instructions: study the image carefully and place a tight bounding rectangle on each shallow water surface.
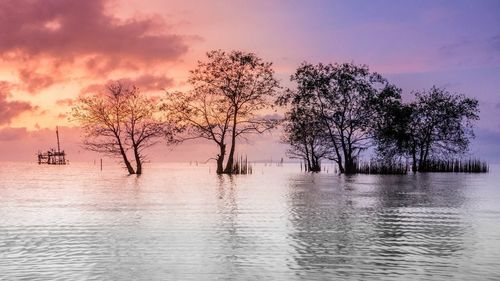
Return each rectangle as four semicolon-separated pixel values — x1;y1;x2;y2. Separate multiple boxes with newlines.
1;162;499;280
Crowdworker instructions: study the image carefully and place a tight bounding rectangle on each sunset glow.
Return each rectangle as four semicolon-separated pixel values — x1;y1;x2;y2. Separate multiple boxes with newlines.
2;2;500;279
1;0;499;162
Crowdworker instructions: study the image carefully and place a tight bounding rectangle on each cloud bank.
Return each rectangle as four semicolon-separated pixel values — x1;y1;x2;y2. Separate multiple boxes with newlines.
0;0;190;97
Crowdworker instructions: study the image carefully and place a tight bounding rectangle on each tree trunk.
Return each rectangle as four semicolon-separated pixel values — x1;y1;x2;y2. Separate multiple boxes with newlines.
421;141;431;173
122;153;135;174
339;129;353;174
224;110;238;174
337;157;345;174
118;140;135;174
309;145;320;172
322;119;343;173
133;145;142;175
216;144;226;174
418;146;426;172
343;146;356;174
310;155;321;172
412;154;417;173
304;142;311;172
224;145;236;174
344;155;356;174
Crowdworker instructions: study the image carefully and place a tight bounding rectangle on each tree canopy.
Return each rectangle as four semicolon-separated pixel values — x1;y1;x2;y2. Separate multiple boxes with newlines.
278;62;399;173
375;86;479;172
163;50;280;174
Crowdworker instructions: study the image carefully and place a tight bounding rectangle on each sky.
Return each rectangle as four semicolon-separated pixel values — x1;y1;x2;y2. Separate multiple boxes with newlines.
0;0;499;163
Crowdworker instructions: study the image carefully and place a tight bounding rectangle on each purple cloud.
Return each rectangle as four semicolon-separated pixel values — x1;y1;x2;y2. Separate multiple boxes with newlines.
0;0;189;61
80;74;175;95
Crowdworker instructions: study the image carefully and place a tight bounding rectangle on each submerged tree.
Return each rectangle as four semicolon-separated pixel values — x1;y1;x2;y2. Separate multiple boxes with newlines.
375;86;479;172
163;50;280;174
162;87;232;174
282;105;330;172
278;62;397;174
72;82;175;174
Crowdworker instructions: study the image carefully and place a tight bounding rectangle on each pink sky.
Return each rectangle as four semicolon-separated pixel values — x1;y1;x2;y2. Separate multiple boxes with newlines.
1;0;499;163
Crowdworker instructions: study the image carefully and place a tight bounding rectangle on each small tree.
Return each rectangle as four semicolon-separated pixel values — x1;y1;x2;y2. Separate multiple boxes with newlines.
282;105;330;172
375;86;479;172
72;82;174;174
163;50;280;174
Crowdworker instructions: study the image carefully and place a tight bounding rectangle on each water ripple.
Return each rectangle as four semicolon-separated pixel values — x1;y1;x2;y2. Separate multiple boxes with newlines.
0;163;499;280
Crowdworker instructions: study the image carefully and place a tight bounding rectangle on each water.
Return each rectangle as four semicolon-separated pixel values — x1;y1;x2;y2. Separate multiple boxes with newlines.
1;162;499;280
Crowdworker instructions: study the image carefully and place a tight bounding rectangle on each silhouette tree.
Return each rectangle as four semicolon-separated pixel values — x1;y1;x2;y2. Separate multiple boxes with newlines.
72;82;174;174
371;85;410;161
163;50;280;174
375;86;479;172
162;87;232;174
278;62;393;174
282;105;330;172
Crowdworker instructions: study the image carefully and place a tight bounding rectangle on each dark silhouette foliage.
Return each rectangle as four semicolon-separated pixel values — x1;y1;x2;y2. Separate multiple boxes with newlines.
375;86;480;172
278;62;399;174
281;105;329;172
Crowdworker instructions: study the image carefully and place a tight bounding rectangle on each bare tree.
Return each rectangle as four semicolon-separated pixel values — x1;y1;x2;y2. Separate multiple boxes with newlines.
163;50;280;174
162;88;232;174
72;82;174;174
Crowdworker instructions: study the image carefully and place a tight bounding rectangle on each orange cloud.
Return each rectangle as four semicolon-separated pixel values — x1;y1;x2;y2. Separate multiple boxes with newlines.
0;82;34;125
55;98;75;106
0;0;192;100
18;68;55;94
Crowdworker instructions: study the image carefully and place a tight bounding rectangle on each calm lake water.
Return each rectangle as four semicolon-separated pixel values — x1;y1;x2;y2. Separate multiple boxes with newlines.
0;162;499;280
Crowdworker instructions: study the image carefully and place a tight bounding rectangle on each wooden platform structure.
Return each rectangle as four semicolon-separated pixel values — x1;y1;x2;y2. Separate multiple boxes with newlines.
37;127;68;165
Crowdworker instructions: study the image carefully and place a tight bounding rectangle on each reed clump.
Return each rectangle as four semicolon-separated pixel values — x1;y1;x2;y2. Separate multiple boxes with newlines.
354;160;408;175
421;158;488;173
228;155;253;174
352;158;489;174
